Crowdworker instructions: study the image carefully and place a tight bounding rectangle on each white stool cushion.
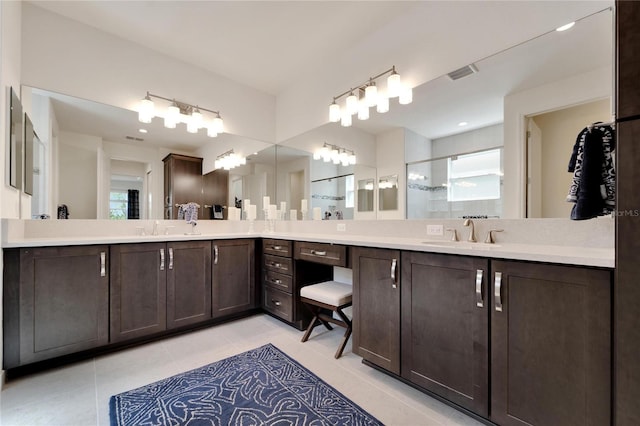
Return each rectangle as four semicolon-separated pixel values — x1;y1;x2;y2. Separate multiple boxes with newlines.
300;281;352;306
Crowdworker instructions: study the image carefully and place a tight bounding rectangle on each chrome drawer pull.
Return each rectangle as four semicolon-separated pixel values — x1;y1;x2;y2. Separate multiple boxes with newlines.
475;269;484;308
311;250;327;256
100;252;106;277
272;245;282;250
271;278;282;285
160;249;165;271
168;248;174;270
391;258;398;289
272;299;282;307
214;245;219;265
495;272;503;312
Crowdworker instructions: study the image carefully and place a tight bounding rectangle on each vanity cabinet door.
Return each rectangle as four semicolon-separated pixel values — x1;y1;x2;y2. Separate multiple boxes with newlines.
490;260;611;426
401;252;489;417
110;243;167;342
167;241;212;329
352;247;401;375
212;239;256;318
8;246;109;367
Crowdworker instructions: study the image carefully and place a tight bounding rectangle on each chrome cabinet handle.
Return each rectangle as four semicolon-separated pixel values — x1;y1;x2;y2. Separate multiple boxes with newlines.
475;269;484;308
168;248;174;270
100;252;106;277
272;245;282;250
310;250;327;256
160;249;165;271
271;278;282;285
214;245;219;265
391;258;398;289
494;272;503;312
272;299;282;307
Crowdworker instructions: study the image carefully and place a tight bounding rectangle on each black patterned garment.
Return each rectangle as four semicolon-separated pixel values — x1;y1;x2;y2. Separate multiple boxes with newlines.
566;123;615;220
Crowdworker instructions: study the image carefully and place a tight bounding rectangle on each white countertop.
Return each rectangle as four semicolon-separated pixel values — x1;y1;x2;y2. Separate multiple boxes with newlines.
2;230;614;268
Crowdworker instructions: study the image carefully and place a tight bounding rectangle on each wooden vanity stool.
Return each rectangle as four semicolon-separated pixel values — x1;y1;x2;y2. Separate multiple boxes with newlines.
300;280;353;359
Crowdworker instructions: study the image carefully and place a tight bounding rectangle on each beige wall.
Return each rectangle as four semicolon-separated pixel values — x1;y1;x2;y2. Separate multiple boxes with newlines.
531;98;611;218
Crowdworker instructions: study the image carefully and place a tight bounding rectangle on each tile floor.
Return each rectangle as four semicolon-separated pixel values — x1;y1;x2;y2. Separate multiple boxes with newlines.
0;314;483;426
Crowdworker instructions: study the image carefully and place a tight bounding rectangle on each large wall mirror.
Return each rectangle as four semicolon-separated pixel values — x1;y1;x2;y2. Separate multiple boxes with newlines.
7;87;23;190
276;6;613;220
21;86;275;220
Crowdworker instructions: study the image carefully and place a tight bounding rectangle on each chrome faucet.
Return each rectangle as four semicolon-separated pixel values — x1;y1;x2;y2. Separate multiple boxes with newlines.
152;220;159;236
446;228;459;241
463;219;476;242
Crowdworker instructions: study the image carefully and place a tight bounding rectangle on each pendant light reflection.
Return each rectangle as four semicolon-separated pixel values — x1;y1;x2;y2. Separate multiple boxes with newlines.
313;142;356;166
214;150;246;171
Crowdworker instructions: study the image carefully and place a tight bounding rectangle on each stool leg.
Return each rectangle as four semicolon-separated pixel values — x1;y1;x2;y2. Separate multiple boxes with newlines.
334;307;353;359
301;315;319;343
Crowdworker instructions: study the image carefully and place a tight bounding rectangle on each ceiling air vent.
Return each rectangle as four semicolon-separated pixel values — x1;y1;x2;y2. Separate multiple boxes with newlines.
125;136;145;142
447;63;478;81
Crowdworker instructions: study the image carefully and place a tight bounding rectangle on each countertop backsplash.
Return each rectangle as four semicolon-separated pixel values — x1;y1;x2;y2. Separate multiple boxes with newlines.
2;217;614;249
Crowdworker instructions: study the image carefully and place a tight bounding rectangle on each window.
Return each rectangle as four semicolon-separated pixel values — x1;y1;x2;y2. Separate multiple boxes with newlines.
109;190;128;220
345;174;355;208
447;149;502;202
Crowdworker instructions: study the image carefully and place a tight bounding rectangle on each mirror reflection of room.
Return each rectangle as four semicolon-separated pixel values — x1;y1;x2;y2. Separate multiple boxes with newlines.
16;5;612;222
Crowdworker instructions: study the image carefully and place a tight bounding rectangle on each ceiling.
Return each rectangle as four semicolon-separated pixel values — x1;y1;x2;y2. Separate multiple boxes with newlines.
25;1;614;151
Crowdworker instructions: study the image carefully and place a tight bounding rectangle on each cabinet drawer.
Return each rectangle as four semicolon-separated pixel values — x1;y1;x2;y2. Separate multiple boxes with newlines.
263;239;292;257
264;286;293;322
264;254;293;275
294;241;347;267
264;270;293;293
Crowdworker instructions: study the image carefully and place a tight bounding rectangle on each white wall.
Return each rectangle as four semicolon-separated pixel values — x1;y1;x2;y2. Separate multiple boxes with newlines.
58;132;99;219
21;3;276;143
432;124;503;158
503;66;612;218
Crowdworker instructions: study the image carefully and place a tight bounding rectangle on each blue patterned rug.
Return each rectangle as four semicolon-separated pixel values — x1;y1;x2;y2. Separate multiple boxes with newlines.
109;343;382;425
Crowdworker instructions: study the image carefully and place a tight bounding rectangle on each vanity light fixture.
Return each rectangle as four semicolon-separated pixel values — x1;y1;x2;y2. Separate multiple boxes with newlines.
312;142;356;166
214;149;246;171
137;92;224;137
328;66;412;127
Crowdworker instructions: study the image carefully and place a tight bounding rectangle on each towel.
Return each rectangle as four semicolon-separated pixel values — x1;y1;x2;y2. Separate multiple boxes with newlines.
566;124;615;220
178;202;199;225
213;204;224;220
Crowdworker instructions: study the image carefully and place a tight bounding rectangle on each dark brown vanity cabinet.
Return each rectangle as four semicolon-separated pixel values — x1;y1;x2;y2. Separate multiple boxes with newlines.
3;246;109;369
262;239;296;323
167;241;212;329
401;252;489;417
110;240;213;341
490;260;611;426
163;153;203;220
212;239;256;318
110;242;168;342
352;247;401;375
262;239;334;329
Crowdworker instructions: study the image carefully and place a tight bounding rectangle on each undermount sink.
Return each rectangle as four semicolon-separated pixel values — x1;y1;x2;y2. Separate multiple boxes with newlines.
421;241;501;250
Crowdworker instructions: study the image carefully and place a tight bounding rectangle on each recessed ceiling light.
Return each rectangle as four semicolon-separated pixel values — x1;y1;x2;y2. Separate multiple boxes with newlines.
556;22;575;32
458;121;468;127
139;128;148;133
